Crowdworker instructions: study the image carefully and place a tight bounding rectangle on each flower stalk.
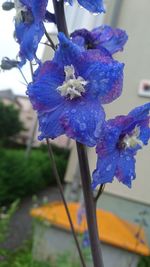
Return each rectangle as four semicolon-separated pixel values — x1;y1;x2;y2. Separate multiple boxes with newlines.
46;139;86;267
52;0;104;266
76;142;104;267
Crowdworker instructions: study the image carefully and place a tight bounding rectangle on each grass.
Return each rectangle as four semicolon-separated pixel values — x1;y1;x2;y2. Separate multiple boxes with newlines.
0;240;82;267
0;241;49;267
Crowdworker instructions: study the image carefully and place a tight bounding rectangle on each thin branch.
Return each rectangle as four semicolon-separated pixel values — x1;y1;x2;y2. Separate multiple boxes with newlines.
29;61;34;77
44;28;56;51
94;184;105;203
40;42;54;48
18;67;28;85
46;139;87;267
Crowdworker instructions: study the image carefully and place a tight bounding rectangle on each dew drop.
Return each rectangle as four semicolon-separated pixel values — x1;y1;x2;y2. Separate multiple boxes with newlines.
64;2;70;6
94;122;102;138
71;109;76;114
106;164;112;171
92;12;99;16
80;123;86;131
78;4;83;9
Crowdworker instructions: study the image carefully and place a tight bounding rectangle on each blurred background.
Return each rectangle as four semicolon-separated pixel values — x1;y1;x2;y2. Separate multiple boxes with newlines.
0;0;150;267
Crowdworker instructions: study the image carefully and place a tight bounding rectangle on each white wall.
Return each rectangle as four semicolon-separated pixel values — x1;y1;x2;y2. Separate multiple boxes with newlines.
65;0;150;205
102;0;150;204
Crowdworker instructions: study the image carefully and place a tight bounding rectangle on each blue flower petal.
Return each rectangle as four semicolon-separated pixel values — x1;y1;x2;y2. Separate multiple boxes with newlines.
27;61;64;111
122;103;150;146
31;0;48;21
96;123;122;156
92;25;128;54
71;29;92;49
138;119;150;145
92;151;119;188
65;0;105;13
15;21;28;46
38;104;65;140
71;25;128;55
17;22;44;62
60;99;105;147
54;32;84;66
84;57;124;103
128;102;150;120
56;33;124;103
77;0;105;13
116;150;136;188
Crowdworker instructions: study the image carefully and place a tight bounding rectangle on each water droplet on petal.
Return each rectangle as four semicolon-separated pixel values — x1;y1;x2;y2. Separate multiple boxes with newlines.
71;109;76;114
64;2;70;6
94;122;102;138
80;123;86;131
92;12;99;16
106;164;112;171
78;4;83;9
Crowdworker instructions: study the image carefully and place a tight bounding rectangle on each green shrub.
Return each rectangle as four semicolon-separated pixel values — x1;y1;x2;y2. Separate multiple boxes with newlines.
0;240;81;267
137;256;150;267
0;240;50;267
0;102;23;146
0;148;69;205
0;200;19;243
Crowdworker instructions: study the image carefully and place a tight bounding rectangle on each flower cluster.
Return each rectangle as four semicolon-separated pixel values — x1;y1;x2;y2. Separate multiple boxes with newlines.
6;0;149;189
92;103;150;188
14;0;55;65
27;31;124;146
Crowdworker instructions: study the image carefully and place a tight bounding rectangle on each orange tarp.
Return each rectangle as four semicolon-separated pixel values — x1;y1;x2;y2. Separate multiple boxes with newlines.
31;202;150;256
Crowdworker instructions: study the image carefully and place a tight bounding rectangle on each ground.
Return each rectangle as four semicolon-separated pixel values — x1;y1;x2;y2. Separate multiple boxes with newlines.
0;187;60;250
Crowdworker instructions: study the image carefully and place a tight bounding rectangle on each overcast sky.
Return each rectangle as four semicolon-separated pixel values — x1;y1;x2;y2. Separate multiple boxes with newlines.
0;1;56;96
0;3;28;95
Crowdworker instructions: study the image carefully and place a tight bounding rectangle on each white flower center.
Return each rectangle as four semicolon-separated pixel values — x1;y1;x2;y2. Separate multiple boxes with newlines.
14;0;27;22
122;126;143;148
57;65;88;100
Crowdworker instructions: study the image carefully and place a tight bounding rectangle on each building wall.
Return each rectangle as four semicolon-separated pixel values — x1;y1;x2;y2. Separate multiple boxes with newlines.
64;0;150;205
18;96;39;145
102;0;150;204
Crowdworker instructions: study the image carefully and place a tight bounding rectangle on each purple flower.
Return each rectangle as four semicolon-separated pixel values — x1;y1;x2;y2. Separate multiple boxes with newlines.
27;33;124;146
92;103;150;188
77;204;85;225
82;231;90;248
71;25;128;55
65;0;105;13
14;0;55;65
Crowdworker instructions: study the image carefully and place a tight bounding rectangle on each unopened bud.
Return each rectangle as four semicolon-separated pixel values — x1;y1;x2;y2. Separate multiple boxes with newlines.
2;1;14;11
1;57;19;70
